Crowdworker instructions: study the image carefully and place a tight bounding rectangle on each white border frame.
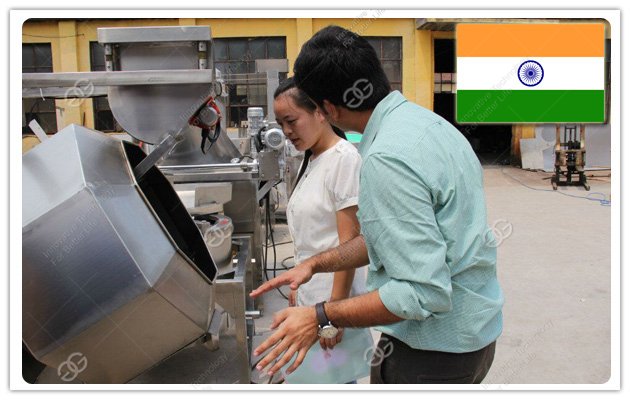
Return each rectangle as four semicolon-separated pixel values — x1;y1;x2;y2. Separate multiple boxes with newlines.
9;8;621;392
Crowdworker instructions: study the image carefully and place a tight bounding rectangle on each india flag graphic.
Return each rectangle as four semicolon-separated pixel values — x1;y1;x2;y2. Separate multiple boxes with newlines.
456;23;606;123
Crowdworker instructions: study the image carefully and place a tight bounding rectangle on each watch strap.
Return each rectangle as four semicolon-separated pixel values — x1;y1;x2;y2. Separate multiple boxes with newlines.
315;301;329;327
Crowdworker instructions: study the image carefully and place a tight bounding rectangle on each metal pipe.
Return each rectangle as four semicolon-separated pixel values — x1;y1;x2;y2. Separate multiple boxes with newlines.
22;70;215;88
160;162;257;170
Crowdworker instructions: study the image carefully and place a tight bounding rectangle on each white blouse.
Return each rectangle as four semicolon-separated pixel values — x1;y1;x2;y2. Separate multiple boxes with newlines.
286;139;367;307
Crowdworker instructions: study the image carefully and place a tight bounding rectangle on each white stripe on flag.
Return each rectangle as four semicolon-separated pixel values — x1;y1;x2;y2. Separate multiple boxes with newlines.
457;57;604;91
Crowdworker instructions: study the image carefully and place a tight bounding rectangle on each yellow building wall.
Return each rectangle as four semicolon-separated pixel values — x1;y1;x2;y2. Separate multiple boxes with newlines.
22;20;64;131
23;18;181;131
23;18;610;164
22;20;62;71
22;18;436;129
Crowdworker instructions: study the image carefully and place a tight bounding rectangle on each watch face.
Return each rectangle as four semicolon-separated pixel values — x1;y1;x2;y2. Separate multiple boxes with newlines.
318;325;339;339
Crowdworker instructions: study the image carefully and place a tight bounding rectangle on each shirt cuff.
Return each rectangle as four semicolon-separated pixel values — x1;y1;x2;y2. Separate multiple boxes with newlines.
378;280;433;321
335;196;359;211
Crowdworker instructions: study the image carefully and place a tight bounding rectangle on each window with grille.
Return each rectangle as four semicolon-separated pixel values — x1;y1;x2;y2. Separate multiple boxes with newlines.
366;37;403;92
22;43;57;134
214;37;287;127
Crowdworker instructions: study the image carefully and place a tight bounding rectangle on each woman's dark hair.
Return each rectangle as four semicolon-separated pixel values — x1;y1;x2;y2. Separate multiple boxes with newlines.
274;77;347;185
293;25;391;111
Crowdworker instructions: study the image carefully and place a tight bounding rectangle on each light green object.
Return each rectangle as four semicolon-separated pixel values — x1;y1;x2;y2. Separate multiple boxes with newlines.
281;328;373;384
357;91;504;353
345;132;363;144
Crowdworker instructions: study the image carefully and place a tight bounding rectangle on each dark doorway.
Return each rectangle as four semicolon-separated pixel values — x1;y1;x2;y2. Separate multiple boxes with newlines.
433;39;512;165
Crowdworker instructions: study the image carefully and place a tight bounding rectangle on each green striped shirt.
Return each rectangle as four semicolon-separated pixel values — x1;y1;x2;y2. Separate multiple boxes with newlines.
357;91;504;353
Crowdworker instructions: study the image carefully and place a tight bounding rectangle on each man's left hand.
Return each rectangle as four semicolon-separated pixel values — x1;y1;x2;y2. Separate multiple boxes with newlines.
254;306;319;376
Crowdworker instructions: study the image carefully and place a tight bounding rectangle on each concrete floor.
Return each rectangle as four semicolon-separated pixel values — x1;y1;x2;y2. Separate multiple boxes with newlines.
253;166;612;385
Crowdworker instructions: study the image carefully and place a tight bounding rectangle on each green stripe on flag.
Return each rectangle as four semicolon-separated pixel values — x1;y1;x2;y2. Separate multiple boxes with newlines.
456;90;605;123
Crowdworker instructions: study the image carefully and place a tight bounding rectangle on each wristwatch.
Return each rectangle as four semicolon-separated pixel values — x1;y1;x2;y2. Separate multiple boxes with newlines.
315;301;339;339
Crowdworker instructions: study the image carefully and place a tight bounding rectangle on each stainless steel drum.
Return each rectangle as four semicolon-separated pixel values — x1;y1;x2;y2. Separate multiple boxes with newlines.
194;214;235;275
22;124;217;383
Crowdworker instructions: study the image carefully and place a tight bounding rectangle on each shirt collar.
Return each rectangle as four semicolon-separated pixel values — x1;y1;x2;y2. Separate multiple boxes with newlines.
358;90;408;157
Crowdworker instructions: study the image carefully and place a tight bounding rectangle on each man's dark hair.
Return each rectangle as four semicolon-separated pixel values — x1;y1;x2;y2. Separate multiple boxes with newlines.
293;25;391;111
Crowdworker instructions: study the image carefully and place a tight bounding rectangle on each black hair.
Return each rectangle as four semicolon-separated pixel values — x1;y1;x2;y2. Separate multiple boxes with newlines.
293;25;391;111
274;77;347;185
274;77;318;113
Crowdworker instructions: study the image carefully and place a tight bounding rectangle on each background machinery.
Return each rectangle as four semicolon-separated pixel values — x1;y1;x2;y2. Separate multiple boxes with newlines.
22;25;296;384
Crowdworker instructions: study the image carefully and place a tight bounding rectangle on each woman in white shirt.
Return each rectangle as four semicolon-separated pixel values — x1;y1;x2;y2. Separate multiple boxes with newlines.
273;78;369;383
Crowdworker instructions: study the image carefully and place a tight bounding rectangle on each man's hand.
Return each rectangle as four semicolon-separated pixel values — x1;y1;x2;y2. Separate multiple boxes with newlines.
253;306;319;376
250;261;314;298
288;289;297;307
320;327;344;350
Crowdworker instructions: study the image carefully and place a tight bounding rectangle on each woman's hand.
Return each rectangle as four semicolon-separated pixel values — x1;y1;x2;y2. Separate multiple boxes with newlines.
319;327;344;350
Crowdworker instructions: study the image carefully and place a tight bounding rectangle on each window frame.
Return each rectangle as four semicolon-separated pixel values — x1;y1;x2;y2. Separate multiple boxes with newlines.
365;36;403;92
214;37;287;128
22;43;56;134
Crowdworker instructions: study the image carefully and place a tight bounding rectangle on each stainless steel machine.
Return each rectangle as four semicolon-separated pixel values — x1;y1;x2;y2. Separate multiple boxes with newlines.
22;25;290;384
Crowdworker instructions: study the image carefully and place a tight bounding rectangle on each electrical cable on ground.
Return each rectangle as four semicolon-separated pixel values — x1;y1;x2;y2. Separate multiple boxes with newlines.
501;168;611;207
